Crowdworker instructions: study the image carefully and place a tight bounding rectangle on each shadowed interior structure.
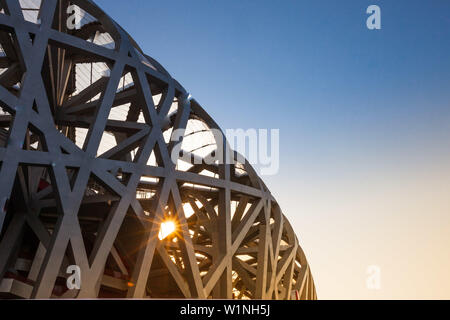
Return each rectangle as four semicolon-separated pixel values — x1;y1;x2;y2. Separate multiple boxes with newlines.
0;0;316;299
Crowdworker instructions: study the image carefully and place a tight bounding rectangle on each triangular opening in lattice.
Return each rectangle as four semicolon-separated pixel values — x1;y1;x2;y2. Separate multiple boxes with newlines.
0;30;25;97
20;0;42;24
22;123;48;152
77;173;121;258
52;1;116;50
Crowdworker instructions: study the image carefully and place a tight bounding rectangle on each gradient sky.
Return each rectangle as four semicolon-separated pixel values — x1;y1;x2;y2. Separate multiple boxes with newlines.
95;0;450;299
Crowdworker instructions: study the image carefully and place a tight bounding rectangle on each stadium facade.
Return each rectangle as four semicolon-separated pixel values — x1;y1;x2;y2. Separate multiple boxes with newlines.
0;0;316;299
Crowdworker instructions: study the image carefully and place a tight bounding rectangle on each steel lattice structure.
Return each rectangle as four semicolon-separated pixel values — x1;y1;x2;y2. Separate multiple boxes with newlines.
0;0;316;299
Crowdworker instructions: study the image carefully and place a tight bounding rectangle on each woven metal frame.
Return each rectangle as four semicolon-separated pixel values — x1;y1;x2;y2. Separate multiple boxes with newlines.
0;0;316;299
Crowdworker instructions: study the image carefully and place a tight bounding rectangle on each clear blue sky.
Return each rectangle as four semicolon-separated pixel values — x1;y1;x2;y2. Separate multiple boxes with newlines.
95;0;450;299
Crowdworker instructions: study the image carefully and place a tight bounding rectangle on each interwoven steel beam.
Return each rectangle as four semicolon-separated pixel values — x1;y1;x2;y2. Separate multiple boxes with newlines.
0;0;316;299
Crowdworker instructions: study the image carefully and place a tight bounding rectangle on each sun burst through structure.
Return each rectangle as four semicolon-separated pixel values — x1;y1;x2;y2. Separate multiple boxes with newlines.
0;0;316;299
158;220;177;241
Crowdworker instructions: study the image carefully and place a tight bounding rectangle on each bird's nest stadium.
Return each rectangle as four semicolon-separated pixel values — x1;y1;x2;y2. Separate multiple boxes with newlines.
0;0;316;299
